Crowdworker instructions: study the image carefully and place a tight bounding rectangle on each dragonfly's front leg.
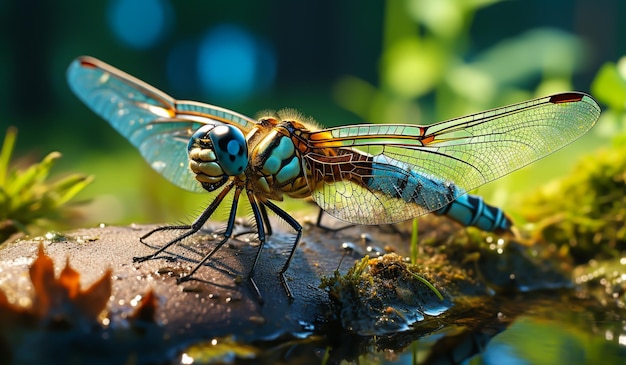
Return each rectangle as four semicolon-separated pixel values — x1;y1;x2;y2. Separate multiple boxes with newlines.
133;184;234;263
177;185;244;284
230;203;273;240
259;203;272;236
243;192;301;301
245;192;269;302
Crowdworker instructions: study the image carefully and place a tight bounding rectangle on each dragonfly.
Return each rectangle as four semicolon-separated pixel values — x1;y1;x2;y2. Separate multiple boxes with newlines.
67;56;600;300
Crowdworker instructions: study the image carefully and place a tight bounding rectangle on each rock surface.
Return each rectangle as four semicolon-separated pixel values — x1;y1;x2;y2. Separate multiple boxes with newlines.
0;216;578;364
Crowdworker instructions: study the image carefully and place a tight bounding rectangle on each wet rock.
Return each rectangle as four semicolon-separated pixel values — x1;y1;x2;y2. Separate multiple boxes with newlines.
0;223;342;363
0;215;580;364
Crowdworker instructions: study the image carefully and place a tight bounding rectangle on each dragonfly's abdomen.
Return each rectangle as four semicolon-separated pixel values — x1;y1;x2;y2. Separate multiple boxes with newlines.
434;194;512;232
366;155;511;232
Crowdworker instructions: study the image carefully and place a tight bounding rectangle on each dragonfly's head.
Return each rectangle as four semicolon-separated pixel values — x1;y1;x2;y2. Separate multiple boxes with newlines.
187;124;248;190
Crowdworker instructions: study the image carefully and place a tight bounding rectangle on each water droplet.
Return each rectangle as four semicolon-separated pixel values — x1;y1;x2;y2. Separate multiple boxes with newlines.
130;294;142;307
181;353;194;365
341;242;356;253
44;231;65;242
366;245;384;257
249;316;266;325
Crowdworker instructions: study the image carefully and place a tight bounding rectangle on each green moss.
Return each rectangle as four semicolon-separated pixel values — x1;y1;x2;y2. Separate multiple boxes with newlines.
320;254;453;335
522;141;626;262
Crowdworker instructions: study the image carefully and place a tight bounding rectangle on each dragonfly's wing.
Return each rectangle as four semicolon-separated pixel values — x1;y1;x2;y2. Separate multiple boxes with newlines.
67;56;258;192
303;93;600;224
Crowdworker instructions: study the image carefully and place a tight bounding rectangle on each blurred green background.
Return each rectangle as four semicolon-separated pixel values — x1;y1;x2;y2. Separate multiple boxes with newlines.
2;0;625;229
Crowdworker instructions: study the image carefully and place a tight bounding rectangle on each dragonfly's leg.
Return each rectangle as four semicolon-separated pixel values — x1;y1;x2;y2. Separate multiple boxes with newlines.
133;184;233;263
263;200;302;301
315;207;353;232
259;203;272;236
140;224;191;242
177;186;243;283
245;192;268;303
230;203;272;241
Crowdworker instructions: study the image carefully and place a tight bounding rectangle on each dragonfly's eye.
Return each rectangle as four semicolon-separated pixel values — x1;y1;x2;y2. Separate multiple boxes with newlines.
188;124;248;176
208;125;248;176
188;125;214;150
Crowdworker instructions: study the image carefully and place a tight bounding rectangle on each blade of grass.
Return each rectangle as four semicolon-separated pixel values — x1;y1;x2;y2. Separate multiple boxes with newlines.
406;270;444;301
5;152;61;196
50;174;94;206
410;217;419;264
0;127;18;186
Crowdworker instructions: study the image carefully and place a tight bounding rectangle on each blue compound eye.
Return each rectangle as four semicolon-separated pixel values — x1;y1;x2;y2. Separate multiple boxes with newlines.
188;124;214;152
209;125;248;176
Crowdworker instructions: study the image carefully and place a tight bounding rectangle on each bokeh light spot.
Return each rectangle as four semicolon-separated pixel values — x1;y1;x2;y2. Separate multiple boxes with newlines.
382;38;444;98
107;0;172;49
197;24;276;102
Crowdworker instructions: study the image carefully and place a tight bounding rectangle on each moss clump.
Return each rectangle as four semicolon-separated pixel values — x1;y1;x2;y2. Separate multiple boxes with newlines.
320;254;454;335
522;141;626;262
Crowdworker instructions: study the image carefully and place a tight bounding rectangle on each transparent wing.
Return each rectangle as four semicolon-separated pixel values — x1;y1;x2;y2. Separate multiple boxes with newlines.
67;56;258;192
303;93;600;224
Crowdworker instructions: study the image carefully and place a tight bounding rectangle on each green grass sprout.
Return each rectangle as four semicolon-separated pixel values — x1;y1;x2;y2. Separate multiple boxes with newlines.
0;127;93;242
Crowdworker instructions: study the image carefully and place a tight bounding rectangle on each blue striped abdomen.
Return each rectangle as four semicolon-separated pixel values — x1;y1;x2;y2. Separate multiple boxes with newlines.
366;156;511;232
433;193;511;232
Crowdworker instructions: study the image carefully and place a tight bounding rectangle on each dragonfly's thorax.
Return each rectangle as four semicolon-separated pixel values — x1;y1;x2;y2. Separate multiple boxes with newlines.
187;124;248;192
246;120;310;200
